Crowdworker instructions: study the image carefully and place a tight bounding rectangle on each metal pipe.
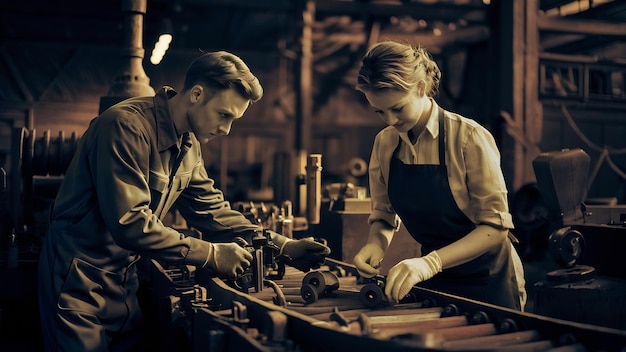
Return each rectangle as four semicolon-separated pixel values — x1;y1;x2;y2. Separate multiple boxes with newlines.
306;154;322;225
100;0;155;112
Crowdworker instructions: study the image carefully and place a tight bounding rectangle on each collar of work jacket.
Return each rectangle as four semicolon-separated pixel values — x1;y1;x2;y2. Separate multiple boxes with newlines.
153;86;183;153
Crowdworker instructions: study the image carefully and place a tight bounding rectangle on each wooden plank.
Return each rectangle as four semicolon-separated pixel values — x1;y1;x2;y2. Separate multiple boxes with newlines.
537;13;626;37
512;0;526;190
524;0;542;185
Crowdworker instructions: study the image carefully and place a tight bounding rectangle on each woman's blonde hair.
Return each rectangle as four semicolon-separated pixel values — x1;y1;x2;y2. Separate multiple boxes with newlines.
356;40;441;97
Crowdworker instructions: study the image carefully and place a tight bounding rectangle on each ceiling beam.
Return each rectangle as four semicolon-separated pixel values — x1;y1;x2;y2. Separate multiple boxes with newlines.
540;33;586;50
0;48;34;102
537;12;626;36
315;0;488;23
164;0;294;12
170;0;488;23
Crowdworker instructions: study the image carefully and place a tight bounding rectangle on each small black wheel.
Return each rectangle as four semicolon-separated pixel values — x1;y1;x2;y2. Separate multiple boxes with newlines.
301;283;319;304
440;304;460;317
303;271;327;293
359;283;385;308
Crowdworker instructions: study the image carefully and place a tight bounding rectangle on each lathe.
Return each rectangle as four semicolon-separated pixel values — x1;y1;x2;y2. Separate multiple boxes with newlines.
139;230;626;352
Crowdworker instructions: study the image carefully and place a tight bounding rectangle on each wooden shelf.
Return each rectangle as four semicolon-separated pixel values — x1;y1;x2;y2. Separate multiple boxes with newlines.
540;59;626;107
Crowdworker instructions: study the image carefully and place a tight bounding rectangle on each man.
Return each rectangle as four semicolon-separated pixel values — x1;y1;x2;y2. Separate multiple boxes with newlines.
38;51;330;351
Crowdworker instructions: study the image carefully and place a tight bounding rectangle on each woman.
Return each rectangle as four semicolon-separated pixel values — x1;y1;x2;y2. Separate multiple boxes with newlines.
352;40;526;310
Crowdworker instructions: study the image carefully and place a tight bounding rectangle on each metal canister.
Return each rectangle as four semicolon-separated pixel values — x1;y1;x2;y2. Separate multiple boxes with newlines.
305;154;322;225
7;230;18;269
281;201;294;239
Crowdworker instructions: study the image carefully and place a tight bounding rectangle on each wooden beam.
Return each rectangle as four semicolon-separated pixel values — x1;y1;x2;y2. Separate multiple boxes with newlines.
38;48;81;101
385;25;490;52
169;0;294;12
310;25;491;50
511;0;526;190
539;52;598;64
537;13;626;37
178;0;489;23
314;0;488;23
524;0;542;185
0;48;34;103
296;0;314;152
540;33;586;51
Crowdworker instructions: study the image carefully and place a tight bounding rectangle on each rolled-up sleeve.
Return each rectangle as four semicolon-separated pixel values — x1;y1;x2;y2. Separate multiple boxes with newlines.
462;125;514;230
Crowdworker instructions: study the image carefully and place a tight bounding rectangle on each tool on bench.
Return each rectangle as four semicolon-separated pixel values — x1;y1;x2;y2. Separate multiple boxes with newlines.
231;230;282;293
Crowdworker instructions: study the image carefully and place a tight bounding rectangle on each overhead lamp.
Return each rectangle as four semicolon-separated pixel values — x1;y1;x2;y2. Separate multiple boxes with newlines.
150;18;173;65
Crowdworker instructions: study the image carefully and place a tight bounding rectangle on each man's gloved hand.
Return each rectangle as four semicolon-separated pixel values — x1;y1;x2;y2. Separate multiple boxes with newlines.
353;243;385;278
204;242;254;279
272;233;331;272
385;250;442;303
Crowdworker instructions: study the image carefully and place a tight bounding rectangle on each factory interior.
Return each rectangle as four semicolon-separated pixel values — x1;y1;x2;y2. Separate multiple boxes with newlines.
1;0;626;350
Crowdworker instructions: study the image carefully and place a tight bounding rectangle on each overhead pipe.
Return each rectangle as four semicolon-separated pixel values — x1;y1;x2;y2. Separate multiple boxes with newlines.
100;0;155;113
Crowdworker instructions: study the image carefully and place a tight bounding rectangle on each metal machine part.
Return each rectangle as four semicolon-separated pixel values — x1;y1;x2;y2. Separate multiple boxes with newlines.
305;154;322;225
300;270;340;304
275;201;294;239
533;148;626;280
532;148;590;224
548;226;585;269
532;149;626;329
146;257;626;351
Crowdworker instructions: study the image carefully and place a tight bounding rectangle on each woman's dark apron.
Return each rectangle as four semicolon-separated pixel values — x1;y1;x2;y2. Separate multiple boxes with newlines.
387;109;520;309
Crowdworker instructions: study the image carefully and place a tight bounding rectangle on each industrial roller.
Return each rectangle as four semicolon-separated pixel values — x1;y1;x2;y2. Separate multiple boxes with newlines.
15;127;80;177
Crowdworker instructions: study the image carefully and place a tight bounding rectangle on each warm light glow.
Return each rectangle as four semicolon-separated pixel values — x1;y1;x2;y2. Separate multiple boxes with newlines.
159;33;173;45
544;0;613;16
150;33;172;65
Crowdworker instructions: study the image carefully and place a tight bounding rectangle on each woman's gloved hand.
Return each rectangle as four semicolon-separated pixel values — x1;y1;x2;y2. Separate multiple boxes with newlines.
353;243;385;278
203;242;254;279
385;250;442;303
271;233;331;272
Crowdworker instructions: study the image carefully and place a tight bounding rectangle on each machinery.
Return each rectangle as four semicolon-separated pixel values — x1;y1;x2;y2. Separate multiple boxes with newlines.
5;130;626;350
142;244;626;352
532;148;626;330
138;148;626;350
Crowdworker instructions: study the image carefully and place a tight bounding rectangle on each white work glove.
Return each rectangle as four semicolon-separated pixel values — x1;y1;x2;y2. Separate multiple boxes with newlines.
272;233;331;272
203;242;254;279
385;250;442;303
353;243;385;278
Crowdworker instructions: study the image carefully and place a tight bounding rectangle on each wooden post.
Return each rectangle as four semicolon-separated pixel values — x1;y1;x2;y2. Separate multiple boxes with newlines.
293;0;315;217
295;0;314;153
496;0;542;192
524;0;542;185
